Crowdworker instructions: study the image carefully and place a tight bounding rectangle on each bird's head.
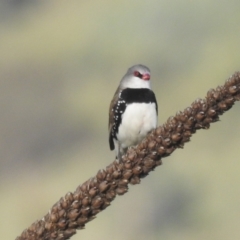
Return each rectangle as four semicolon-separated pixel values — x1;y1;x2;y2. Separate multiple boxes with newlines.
120;64;151;89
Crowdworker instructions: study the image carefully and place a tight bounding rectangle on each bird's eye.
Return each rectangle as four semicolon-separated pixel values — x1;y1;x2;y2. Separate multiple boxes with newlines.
134;71;143;78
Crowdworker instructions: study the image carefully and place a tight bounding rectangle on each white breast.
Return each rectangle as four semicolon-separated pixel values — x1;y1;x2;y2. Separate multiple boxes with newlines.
117;103;157;149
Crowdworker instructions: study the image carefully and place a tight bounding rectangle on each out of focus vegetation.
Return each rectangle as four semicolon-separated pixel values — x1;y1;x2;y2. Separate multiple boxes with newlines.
1;1;240;239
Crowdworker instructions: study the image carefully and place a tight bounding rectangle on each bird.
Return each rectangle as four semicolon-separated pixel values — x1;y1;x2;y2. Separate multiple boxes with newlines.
108;64;158;160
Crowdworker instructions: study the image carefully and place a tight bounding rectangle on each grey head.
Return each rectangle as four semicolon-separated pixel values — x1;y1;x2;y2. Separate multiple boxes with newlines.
120;64;151;89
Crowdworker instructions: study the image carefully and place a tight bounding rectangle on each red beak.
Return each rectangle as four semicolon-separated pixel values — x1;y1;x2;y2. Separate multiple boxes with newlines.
142;73;150;81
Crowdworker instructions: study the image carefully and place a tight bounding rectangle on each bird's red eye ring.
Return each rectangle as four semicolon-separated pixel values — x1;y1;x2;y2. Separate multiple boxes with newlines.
134;71;142;78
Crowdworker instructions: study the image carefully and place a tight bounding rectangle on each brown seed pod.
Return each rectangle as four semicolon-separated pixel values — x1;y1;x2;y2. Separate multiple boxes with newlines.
157;146;166;155
65;192;74;203
81;207;91;216
171;133;182;142
58;219;67;229
124;160;132;169
148;140;156;150
115;186;128;195
67;209;80;220
112;169;121;179
229;85;238;94
162;138;171;147
50;212;59;223
118;179;129;186
63;229;76;238
82;197;90;207
98;181;109;193
196;111;205;120
71;200;81;209
77;216;88;225
96;169;107;181
132;166;142;175
130;176;141;185
44;221;53;230
50;231;58;239
105;189;116;201
89;187;98;197
91;197;103;209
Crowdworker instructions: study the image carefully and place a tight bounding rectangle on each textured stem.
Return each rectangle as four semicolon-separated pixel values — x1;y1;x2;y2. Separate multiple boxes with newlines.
16;72;240;240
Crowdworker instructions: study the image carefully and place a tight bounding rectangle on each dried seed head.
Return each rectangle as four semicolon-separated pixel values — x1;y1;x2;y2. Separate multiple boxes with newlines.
207;89;214;98
203;117;213;124
138;140;148;150
218;102;227;110
80;183;88;192
105;189;116;200
183;123;192;130
106;165;114;174
171;133;182;142
155;159;162;166
101;201;110;210
77;216;88;225
155;127;162;135
81;207;91;216
35;223;45;237
136;149;147;158
64;192;74;205
235;95;240;100
148;140;156;150
132;166;142;175
86;179;95;190
157;146;166;155
115;186;128;195
111;180;117;188
67;209;80;220
162;138;171;147
207;108;216;117
50;231;58;239
74;189;84;199
63;229;76;238
51;203;59;213
184;107;193;116
124;161;132;169
142;165;151;174
56;234;65;240
213;90;220;100
122;169;133;180
73;192;80;201
91;197;103;209
82;197;90;207
143;158;155;168
229;85;237;94
89;187;98;197
196;111;205;120
91;209;101;215
98;181;109;193
165;146;175;155
112;169;121;179
225;97;234;104
127;151;137;161
175;123;183;133
195;123;203;129
50;212;59;223
58;219;67;229
118;179;129;186
45;221;53;230
130;176;141;185
96;169;107;181
71;200;81;209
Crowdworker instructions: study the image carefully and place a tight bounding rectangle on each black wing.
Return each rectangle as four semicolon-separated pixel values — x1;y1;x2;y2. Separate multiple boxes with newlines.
108;91;127;150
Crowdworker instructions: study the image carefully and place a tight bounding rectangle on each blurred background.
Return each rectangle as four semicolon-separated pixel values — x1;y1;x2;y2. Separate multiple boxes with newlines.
1;0;240;239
